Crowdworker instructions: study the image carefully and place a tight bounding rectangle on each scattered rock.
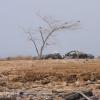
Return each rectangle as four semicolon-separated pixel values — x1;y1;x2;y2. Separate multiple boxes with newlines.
0;90;98;100
85;80;93;85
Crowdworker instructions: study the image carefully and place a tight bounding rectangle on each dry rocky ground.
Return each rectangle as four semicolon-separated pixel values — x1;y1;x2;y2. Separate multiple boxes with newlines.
0;59;100;100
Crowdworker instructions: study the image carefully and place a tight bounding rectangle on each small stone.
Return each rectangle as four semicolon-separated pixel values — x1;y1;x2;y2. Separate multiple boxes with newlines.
19;91;24;96
75;81;80;87
86;80;92;85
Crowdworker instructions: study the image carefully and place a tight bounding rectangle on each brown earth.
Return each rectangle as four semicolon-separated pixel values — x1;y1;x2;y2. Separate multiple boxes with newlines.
0;59;100;98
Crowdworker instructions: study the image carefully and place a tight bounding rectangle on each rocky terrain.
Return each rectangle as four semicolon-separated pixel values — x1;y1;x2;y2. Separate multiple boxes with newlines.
0;59;100;99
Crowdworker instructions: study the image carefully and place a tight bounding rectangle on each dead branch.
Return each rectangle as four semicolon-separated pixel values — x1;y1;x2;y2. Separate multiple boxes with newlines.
25;15;80;58
74;91;92;100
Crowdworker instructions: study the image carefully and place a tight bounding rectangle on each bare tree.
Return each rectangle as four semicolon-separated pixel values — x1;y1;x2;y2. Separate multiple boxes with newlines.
25;15;80;59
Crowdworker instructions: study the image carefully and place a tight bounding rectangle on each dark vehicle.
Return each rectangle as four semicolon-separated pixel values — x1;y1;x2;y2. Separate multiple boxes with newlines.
64;51;94;59
42;53;62;59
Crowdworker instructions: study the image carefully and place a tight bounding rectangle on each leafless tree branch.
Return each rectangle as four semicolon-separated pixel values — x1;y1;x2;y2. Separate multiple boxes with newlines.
25;15;80;59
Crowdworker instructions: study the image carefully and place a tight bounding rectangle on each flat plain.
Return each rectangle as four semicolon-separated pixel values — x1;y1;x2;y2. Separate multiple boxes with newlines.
0;59;100;99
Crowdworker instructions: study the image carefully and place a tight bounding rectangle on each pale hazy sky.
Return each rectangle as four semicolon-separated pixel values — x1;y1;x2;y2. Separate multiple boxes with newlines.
0;0;100;57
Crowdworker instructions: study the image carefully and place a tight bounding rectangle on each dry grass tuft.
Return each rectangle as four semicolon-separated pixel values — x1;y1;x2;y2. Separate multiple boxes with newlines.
0;59;100;84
